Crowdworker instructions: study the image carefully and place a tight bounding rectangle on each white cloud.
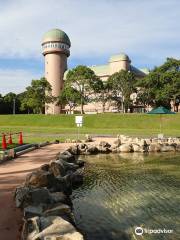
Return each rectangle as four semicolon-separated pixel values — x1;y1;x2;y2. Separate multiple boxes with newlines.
0;68;41;95
0;0;179;94
0;0;179;62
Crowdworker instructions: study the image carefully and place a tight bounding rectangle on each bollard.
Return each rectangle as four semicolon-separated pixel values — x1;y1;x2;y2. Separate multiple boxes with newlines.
8;134;13;145
18;132;23;145
2;134;7;150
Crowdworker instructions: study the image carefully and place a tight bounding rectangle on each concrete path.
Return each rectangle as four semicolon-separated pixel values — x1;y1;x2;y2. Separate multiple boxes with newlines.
0;143;71;240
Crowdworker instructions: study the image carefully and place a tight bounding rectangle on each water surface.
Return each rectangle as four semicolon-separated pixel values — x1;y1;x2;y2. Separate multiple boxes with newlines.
72;153;180;240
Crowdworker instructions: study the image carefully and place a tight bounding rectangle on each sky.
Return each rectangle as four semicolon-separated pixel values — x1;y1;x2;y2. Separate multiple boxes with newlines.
0;0;179;95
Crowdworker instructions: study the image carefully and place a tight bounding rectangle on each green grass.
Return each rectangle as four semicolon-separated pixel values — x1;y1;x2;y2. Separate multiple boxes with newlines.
0;113;180;146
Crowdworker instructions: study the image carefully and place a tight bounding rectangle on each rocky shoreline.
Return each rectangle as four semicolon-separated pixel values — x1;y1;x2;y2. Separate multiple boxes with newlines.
69;135;180;154
14;149;85;240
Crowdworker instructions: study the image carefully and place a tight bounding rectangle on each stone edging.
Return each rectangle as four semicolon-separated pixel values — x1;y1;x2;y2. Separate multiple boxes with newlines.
14;148;85;240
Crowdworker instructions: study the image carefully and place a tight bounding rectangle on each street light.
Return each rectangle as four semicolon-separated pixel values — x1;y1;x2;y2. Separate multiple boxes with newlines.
13;98;16;114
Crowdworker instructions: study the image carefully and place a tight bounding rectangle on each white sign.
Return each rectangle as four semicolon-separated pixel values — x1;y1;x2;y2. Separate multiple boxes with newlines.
75;116;83;124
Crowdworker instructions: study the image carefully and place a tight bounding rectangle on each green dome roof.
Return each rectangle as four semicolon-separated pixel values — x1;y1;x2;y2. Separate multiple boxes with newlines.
109;53;130;62
42;28;71;46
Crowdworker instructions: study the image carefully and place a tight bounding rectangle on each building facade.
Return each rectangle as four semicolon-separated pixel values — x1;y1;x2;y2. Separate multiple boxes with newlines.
42;29;71;114
42;28;150;114
65;54;149;113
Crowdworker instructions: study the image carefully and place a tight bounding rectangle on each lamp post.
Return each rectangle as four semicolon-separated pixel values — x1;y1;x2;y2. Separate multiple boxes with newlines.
13;98;16;114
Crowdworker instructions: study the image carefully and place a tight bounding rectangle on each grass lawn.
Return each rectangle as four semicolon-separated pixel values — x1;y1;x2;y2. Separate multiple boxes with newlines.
0;113;180;145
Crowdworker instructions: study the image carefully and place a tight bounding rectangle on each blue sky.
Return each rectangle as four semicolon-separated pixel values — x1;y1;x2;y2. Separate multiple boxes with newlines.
0;0;179;95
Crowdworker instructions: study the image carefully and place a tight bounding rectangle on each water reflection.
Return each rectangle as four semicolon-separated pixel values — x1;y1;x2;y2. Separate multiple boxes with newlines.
72;153;180;240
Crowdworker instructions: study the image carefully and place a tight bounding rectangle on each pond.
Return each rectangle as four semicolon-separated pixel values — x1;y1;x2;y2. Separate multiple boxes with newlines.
71;153;180;240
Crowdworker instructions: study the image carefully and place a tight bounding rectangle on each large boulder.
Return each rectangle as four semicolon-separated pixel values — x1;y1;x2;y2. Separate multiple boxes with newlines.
176;144;180;152
50;160;66;177
99;141;111;148
15;187;52;208
98;141;112;153
25;170;55;188
86;145;99;154
118;144;132;153
50;192;68;204
132;144;145;152
148;143;161;152
14;186;31;208
59;151;76;163
24;216;84;240
69;171;83;189
160;144;176;152
67;145;79;155
60;159;79;172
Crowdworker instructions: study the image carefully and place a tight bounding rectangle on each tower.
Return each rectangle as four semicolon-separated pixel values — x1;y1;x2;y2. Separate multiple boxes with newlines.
109;53;131;75
42;28;71;114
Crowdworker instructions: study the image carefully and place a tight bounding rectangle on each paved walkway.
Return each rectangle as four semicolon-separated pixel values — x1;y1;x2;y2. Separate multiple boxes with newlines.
0;143;71;240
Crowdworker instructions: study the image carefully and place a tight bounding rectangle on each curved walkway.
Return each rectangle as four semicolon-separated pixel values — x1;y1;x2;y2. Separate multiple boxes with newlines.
0;143;71;240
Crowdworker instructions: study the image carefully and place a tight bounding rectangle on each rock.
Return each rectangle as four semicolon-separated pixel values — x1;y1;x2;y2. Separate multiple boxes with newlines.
99;141;111;148
24;205;44;218
49;176;72;194
40;164;50;172
14;186;31;208
132;144;145;152
99;146;112;153
86;145;99;154
50;160;66;177
84;134;93;142
176;144;180;152
15;187;52;208
60;159;79;172
69;171;83;189
22;216;40;240
31;216;79;239
76;159;85;167
148;143;161;152
50;192;67;204
118;144;132;153
160;144;176;152
67;145;79;155
43;204;71;217
98;141;112;153
25;170;54;188
30;188;52;205
59;151;76;163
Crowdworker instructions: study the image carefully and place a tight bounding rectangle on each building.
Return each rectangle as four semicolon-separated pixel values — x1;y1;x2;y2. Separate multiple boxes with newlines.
64;54;149;113
42;28;71;114
42;28;149;114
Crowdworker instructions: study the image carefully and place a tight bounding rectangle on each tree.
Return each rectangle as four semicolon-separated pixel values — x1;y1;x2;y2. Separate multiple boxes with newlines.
136;58;180;111
93;80;111;113
66;65;102;114
58;85;81;114
20;77;53;114
108;70;136;113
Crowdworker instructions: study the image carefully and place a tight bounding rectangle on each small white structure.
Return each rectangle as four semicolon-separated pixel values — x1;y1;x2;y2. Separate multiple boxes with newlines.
75;116;83;127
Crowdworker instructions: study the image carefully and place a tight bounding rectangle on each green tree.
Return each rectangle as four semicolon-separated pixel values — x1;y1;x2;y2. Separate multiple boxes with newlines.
137;58;180;111
58;85;81;114
66;65;102;114
108;70;136;113
93;80;111;113
20;77;53;114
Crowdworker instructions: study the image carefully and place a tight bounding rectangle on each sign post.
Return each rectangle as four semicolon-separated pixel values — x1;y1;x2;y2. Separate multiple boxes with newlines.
75;116;83;140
